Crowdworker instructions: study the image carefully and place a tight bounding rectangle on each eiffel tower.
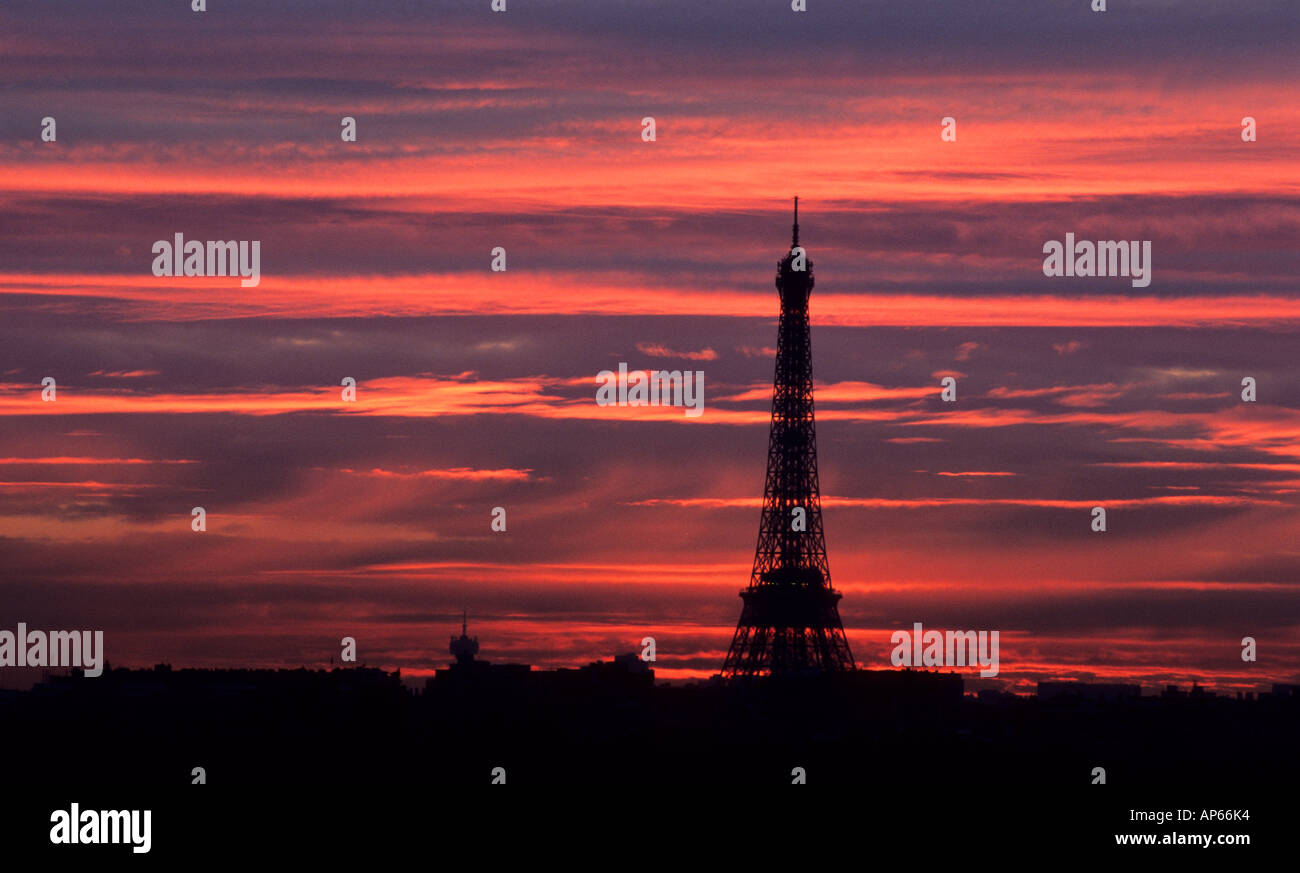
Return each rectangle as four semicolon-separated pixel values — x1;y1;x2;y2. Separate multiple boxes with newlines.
721;198;856;679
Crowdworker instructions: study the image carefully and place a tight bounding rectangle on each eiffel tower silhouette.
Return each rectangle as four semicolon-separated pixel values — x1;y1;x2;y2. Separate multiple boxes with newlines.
721;198;856;678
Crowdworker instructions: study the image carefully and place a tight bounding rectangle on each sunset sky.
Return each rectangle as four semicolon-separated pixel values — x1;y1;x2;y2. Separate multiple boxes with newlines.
1;0;1297;692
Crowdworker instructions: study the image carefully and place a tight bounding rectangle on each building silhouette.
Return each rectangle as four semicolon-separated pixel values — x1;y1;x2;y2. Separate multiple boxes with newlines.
722;199;856;678
1038;681;1141;704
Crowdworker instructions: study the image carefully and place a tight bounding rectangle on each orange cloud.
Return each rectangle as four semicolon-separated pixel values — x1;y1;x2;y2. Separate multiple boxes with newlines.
5;273;1300;326
338;466;534;481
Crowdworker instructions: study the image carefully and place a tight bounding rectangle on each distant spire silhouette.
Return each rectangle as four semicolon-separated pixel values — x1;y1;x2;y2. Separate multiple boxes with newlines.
792;196;799;247
451;610;479;666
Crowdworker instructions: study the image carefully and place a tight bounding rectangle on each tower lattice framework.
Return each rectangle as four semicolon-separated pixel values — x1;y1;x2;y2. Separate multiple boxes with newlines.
721;198;856;678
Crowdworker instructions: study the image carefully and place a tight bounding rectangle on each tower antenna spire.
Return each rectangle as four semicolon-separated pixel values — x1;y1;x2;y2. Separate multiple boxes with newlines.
451;610;479;665
792;196;799;247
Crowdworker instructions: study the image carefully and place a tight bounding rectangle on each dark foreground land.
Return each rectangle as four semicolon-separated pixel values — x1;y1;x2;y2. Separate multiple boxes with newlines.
4;661;1296;789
